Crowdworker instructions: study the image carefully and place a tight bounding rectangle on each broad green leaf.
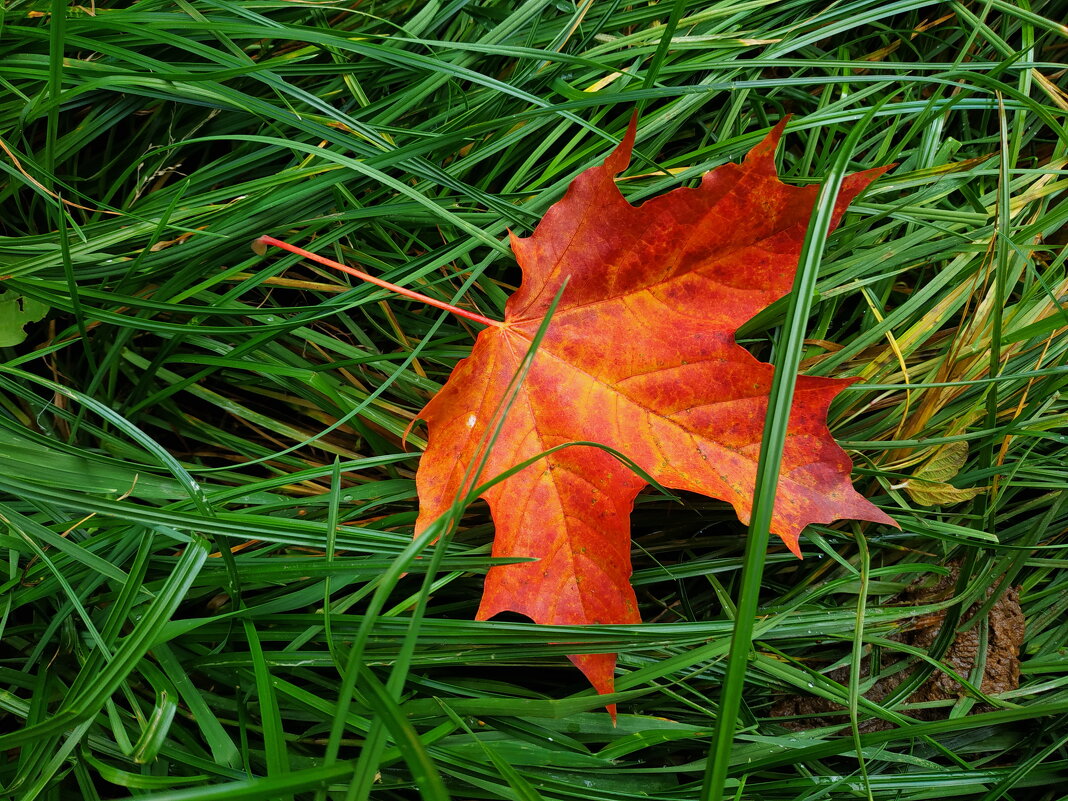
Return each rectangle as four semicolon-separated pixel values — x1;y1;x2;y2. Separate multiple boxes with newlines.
0;291;48;347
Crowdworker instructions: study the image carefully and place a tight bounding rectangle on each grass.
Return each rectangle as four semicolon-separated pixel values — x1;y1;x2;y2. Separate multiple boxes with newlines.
1;0;1067;799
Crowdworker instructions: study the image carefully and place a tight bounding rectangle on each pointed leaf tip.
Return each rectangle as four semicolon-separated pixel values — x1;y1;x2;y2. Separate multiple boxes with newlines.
745;116;792;163
781;532;804;559
603;112;639;175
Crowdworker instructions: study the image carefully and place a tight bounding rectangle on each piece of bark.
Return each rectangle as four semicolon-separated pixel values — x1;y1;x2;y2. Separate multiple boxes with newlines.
771;565;1025;731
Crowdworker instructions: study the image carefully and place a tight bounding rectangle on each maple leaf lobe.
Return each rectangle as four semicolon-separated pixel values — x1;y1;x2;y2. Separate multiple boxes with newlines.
415;117;895;699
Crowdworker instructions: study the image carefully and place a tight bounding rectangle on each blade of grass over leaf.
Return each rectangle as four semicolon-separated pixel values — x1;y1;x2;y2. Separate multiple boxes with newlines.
343;283;568;800
701;107;887;801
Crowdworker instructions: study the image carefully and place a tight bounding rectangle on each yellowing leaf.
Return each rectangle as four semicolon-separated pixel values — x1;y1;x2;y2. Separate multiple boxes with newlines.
915;440;969;483
906;481;985;507
906;441;985;506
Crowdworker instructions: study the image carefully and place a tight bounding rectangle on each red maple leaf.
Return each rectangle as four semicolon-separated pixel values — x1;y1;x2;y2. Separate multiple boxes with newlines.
413;118;895;698
254;119;896;704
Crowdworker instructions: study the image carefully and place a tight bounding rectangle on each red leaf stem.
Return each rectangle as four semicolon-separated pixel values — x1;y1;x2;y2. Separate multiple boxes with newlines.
253;235;504;329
